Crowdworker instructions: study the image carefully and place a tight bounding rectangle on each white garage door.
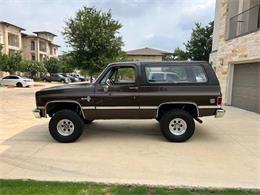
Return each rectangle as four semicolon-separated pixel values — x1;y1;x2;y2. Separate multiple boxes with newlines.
231;63;260;113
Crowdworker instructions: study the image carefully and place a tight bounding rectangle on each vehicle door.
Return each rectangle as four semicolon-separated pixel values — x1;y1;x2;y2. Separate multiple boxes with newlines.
94;64;140;119
6;76;19;86
1;76;11;85
51;74;59;82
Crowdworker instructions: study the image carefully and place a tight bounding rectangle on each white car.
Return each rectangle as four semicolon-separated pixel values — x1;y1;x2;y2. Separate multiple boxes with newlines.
0;75;34;87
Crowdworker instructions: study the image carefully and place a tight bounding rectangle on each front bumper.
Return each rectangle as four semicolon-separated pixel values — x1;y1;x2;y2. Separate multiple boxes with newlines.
215;108;225;118
33;108;41;118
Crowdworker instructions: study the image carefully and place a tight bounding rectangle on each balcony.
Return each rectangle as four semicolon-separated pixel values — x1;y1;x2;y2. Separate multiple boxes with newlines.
228;3;260;40
39;40;47;52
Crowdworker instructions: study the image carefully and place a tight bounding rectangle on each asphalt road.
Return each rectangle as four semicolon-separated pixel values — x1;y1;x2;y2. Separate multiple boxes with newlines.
0;83;259;189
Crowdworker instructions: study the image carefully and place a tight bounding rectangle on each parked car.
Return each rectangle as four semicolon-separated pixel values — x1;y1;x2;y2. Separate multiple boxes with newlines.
148;72;181;83
60;73;80;82
69;73;86;82
34;61;225;143
0;75;34;87
75;75;86;82
43;73;69;83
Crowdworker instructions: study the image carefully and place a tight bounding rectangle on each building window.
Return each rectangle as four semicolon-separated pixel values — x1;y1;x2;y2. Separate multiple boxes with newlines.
39;40;47;52
8;33;19;47
228;2;260;39
31;41;35;50
54;48;56;55
31;53;36;61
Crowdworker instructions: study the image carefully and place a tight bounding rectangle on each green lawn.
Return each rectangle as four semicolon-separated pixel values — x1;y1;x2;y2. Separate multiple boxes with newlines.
0;179;259;195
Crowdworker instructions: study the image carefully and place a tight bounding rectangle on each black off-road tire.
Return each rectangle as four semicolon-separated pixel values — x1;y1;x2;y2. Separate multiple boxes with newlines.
49;109;84;143
83;119;94;124
160;109;195;142
16;82;23;87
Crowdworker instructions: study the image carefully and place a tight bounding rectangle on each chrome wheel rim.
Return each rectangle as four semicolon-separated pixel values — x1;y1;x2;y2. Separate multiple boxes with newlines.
57;119;74;136
169;118;187;135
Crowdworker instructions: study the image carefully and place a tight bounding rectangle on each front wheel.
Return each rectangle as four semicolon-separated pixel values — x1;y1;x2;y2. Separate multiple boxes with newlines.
16;82;23;87
49;109;84;143
160;109;195;142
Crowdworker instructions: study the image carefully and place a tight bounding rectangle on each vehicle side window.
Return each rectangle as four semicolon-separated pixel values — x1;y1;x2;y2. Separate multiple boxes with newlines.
100;66;136;85
3;76;11;79
192;66;208;83
9;76;18;79
145;65;207;84
112;67;136;84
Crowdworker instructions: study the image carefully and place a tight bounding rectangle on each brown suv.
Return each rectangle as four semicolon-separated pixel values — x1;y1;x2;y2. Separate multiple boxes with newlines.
33;61;225;143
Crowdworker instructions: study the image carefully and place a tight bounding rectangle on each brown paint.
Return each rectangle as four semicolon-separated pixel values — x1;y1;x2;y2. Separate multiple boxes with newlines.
35;61;222;119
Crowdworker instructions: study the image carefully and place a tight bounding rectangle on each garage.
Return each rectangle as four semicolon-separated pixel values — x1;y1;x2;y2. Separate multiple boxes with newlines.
231;63;260;114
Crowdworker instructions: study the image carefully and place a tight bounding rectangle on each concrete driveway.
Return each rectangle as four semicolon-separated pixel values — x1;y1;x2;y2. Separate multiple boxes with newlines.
0;84;259;189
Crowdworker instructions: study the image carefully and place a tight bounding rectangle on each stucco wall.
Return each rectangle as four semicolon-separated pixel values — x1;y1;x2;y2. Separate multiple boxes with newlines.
127;55;163;61
209;0;260;103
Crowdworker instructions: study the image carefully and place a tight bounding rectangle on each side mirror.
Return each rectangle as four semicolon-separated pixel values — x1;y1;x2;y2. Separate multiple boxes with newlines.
104;79;111;92
106;79;112;86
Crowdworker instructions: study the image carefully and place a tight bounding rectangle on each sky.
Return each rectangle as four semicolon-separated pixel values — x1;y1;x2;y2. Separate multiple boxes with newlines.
0;0;215;54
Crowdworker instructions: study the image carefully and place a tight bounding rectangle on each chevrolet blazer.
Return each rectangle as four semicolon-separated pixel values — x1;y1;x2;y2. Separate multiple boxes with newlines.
34;61;225;143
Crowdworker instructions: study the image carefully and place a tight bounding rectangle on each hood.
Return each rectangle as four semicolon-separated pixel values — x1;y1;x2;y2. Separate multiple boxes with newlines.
39;82;92;91
36;82;94;96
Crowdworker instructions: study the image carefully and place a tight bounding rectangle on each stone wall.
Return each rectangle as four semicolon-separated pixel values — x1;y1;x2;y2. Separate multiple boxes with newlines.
209;0;260;103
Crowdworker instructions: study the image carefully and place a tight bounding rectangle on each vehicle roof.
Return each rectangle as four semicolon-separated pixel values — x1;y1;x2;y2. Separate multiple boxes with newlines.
110;61;209;66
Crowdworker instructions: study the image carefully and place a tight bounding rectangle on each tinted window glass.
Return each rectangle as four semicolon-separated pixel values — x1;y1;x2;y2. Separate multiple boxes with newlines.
100;66;136;85
145;65;207;83
9;76;18;79
112;67;136;84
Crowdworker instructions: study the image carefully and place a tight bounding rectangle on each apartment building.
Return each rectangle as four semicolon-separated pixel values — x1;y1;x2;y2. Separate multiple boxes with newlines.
126;47;171;61
22;31;59;61
0;21;59;61
0;21;24;54
209;0;260;114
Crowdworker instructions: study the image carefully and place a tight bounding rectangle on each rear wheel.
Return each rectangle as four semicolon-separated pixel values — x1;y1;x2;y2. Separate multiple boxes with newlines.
16;82;23;87
160;109;195;142
49;109;84;143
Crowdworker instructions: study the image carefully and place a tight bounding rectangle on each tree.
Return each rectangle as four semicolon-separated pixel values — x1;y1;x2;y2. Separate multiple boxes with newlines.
59;53;75;73
172;47;188;60
26;61;47;78
63;6;124;81
43;57;61;73
184;21;213;61
0;51;24;73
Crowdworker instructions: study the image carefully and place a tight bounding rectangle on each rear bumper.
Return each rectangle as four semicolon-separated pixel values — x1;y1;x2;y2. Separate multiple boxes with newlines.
215;108;225;118
33;108;41;118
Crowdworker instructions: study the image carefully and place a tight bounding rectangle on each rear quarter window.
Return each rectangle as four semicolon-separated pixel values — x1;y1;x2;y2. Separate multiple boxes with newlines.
145;65;207;84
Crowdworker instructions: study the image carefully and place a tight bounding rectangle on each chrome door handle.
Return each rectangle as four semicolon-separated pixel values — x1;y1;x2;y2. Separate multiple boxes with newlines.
129;86;139;90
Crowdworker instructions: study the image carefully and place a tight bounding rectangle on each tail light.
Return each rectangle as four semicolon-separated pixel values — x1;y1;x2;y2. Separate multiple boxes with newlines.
217;96;222;107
